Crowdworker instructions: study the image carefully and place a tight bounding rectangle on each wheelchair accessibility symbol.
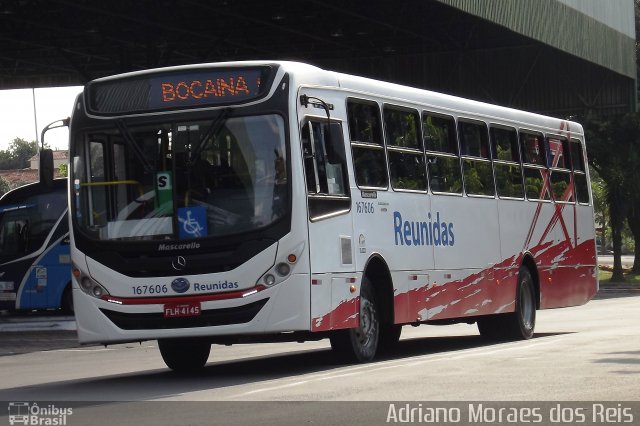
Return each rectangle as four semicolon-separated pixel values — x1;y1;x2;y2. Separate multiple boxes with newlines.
178;207;207;239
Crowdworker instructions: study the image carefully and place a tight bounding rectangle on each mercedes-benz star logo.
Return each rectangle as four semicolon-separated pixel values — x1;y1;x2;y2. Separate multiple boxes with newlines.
172;255;187;271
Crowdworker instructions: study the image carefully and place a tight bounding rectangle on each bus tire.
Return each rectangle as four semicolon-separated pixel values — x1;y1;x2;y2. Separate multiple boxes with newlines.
329;276;379;362
61;284;74;314
158;338;211;372
477;266;536;340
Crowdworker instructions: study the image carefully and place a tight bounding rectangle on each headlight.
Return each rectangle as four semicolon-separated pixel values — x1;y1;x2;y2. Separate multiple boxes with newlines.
276;262;291;276
80;277;92;291
74;263;110;299
264;274;276;286
257;242;304;287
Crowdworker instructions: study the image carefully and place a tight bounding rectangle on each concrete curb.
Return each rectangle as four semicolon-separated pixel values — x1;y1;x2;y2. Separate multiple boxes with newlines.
0;316;76;332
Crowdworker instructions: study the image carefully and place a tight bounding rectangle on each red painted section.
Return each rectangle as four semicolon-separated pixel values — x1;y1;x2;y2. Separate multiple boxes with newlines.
312;240;595;331
401;254;521;322
313;232;595;330
312;296;359;332
533;238;597;308
394;291;411;324
392;238;596;323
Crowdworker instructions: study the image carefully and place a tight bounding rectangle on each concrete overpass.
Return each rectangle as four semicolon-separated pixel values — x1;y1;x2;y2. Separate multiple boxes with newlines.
0;0;636;116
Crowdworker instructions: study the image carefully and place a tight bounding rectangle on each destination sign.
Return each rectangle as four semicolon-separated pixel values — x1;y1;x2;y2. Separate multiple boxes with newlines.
86;66;272;115
150;70;263;107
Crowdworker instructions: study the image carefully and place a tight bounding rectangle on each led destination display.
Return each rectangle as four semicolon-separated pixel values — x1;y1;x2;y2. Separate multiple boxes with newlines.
86;66;271;114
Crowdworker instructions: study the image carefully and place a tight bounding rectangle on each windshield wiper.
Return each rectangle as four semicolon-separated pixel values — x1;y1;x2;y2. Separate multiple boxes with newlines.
116;120;153;173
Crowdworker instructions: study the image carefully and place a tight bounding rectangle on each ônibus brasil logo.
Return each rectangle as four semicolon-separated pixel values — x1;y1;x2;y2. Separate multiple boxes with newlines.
7;402;73;425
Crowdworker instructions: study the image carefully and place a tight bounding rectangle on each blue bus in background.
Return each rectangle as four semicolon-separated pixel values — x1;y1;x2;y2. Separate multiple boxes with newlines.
0;178;72;312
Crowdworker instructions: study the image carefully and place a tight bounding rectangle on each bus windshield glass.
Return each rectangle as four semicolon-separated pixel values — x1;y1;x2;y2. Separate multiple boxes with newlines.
72;113;288;241
0;192;66;261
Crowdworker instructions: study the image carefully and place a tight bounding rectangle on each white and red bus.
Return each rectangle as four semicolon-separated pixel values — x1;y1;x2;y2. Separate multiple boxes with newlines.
69;61;597;371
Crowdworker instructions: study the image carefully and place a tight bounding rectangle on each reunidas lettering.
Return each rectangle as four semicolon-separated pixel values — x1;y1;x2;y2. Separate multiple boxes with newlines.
393;211;455;247
158;242;200;251
194;280;239;291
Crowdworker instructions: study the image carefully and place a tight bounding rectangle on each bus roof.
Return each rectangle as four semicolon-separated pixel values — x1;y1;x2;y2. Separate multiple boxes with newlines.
0;178;67;205
86;60;584;136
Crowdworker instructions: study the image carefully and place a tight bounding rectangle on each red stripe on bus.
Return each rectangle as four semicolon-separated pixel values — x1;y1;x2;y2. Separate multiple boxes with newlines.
100;285;267;305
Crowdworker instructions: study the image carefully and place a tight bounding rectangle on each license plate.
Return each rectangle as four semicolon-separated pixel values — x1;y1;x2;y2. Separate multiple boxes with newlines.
164;302;201;318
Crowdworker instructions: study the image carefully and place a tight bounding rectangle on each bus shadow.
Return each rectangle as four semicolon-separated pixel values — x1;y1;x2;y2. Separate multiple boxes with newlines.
377;332;568;361
0;332;571;401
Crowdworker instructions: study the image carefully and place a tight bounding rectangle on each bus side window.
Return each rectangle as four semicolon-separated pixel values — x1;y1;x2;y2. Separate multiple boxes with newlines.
88;140;108;227
0;215;29;256
301;119;350;220
384;105;426;191
1;220;18;255
458;120;494;197
347;100;388;189
520;132;550;201
423;112;462;194
548;136;573;203
570;138;590;204
490;125;524;199
302;120;348;196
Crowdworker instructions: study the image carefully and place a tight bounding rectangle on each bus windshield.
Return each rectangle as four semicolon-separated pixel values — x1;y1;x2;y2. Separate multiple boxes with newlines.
0;192;66;261
72;113;288;241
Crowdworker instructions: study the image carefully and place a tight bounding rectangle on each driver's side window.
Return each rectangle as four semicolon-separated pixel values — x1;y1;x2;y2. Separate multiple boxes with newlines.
301;119;350;220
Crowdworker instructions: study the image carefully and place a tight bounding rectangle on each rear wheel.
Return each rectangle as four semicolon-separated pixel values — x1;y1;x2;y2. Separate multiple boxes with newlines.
158;338;211;372
330;277;379;362
477;266;536;340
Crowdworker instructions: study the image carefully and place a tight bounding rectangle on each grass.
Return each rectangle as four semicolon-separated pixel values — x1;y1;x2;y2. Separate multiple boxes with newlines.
598;268;640;284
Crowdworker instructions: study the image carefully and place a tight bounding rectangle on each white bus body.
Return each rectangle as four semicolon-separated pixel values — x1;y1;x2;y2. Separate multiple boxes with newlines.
69;62;596;370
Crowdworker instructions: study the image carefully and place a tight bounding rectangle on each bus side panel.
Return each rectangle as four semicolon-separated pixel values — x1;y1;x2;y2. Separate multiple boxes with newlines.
388;270;431;324
539;204;597;308
496;199;543;313
426;195;504;320
18;241;70;310
299;91;360;332
378;191;433;325
499;193;597;310
308;214;358;331
0;258;32;310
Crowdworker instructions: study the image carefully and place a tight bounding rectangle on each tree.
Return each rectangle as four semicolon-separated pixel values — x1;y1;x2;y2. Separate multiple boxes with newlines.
590;170;607;251
625;128;640;273
58;163;68;177
0;138;39;170
585;113;640;280
0;176;9;197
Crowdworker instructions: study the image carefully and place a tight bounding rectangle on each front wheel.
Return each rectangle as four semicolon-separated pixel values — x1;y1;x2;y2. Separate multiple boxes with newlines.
330;277;380;362
158;338;211;372
477;266;536;340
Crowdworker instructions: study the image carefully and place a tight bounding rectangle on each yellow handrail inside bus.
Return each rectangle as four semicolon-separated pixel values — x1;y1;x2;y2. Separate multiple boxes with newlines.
80;180;144;198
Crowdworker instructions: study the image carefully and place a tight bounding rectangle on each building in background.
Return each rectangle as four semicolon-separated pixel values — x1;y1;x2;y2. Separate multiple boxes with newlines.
0;151;67;188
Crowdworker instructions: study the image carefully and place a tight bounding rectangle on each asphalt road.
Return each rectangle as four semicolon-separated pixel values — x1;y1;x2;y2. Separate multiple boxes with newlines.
0;289;638;425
